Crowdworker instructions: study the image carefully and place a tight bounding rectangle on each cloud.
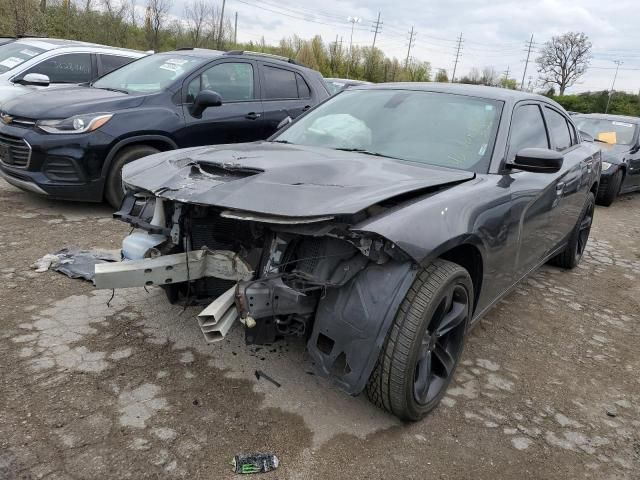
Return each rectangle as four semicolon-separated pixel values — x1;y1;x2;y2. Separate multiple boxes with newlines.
167;0;640;92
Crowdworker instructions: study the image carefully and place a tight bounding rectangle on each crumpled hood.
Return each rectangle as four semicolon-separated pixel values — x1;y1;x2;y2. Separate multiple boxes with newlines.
0;85;145;119
123;142;475;217
599;143;629;165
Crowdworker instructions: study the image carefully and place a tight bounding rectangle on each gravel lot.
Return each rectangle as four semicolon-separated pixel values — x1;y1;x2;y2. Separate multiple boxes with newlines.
0;177;639;479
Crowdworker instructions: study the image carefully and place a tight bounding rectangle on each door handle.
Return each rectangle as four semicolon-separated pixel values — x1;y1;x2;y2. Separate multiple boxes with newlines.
556;182;566;194
245;112;261;120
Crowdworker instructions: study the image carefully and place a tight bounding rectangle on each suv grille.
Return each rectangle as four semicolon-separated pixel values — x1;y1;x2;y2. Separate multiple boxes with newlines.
0;132;31;168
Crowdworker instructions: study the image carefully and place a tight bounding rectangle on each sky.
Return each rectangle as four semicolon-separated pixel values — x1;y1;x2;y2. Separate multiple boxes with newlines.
163;0;640;94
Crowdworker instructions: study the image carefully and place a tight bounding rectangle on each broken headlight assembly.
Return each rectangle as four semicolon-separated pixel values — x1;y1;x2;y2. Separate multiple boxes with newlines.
36;113;113;134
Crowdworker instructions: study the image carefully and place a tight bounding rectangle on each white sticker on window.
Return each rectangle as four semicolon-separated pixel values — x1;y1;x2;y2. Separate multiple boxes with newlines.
485;105;494;111
159;63;181;72
20;49;40;57
0;57;24;68
612;121;633;128
164;58;189;66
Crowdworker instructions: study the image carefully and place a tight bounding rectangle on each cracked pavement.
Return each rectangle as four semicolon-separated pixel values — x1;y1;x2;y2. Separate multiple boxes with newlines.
0;178;639;479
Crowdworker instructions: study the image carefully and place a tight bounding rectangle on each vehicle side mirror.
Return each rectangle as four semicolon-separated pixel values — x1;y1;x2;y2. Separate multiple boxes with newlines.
277;116;292;130
190;90;222;118
630;143;640;154
507;148;564;173
579;130;594;143
16;73;50;87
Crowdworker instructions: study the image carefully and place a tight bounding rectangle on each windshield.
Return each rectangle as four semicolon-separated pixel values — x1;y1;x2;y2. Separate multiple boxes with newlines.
274;89;502;172
93;54;204;94
574;117;637;145
0;42;46;74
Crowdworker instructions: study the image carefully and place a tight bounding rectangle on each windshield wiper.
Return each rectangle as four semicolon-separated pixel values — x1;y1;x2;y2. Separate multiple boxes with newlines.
592;138;608;143
271;139;292;144
332;147;398;159
93;86;129;94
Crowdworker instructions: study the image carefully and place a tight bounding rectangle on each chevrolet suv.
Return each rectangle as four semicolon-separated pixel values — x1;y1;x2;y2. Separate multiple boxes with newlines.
0;49;330;207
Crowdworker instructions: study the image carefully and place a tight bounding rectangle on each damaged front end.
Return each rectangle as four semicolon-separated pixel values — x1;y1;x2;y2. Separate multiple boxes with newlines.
96;191;417;394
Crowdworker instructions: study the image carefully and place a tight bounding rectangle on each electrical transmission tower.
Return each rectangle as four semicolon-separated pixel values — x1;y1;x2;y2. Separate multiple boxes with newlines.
520;34;534;90
451;32;463;82
405;26;416;69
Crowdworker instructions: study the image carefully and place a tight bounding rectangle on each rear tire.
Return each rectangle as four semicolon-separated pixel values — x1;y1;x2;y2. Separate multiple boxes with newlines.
366;259;473;421
596;169;622;206
105;145;160;208
549;192;595;269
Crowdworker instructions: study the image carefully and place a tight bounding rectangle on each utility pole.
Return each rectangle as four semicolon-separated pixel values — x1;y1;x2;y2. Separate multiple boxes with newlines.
405;26;416;69
217;0;226;50
367;12;382;80
451;32;463;82
527;75;533;92
521;34;534;90
605;60;623;114
371;11;382;49
234;11;238;46
346;16;361;78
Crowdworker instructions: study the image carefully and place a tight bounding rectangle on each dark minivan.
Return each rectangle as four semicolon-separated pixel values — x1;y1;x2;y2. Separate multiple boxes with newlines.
0;49;329;207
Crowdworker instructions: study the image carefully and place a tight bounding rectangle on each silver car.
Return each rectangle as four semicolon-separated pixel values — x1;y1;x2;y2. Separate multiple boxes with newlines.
0;38;146;104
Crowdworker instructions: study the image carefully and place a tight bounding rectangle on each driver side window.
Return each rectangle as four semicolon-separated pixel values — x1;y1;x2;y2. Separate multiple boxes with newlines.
508;104;549;161
186;62;254;103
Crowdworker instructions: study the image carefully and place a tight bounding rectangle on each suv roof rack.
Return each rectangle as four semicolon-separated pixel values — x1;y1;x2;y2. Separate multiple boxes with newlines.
224;50;303;66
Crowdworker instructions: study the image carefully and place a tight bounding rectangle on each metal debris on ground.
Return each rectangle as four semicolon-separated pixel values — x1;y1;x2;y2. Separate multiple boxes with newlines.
232;453;279;474
31;247;120;282
254;370;281;388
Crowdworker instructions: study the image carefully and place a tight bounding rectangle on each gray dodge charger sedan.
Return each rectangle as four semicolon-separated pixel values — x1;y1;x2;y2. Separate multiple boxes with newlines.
95;83;601;421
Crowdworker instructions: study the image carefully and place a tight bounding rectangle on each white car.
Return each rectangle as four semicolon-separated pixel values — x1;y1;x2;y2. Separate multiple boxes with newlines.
0;38;146;104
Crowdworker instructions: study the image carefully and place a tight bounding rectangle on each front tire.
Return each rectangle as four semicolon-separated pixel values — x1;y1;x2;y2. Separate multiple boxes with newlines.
366;259;473;421
105;145;160;208
596;169;622;206
549;192;595;269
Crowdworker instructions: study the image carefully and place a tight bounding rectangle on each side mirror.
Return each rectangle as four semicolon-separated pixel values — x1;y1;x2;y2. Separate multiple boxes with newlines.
277;116;292;130
190;90;222;118
630;143;640;154
16;73;50;87
579;130;594;143
507;148;564;173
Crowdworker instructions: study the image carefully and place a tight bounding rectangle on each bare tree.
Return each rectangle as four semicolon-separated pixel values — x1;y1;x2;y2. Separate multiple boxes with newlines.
145;0;169;51
184;0;210;47
536;32;591;95
481;66;499;86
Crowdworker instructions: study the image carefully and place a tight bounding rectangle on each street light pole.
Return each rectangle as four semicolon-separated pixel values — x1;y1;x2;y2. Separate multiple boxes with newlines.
605;60;623;114
346;16;361;78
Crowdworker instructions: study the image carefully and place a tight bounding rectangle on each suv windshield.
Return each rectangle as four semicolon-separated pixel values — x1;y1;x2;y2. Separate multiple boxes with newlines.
274;89;502;172
0;42;46;74
93;54;204;94
574;117;638;145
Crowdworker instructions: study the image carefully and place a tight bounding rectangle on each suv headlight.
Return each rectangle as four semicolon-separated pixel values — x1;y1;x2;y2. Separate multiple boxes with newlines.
37;113;113;134
601;161;612;170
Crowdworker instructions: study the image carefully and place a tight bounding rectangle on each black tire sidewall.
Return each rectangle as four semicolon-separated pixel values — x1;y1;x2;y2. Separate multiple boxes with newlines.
598;169;622;206
105;145;160;208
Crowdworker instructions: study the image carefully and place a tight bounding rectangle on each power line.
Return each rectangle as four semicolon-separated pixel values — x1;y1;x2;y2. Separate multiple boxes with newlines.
521;34;534;90
405;26;416;68
451;32;463;82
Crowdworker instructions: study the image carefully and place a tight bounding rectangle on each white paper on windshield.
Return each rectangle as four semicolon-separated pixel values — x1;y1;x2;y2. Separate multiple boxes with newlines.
159;63;182;72
0;57;24;69
612;121;633;128
20;49;40;57
164;58;189;65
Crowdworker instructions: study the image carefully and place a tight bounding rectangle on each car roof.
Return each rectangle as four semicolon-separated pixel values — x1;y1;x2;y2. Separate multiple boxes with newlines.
572;113;640;124
11;37;143;54
352;82;557;103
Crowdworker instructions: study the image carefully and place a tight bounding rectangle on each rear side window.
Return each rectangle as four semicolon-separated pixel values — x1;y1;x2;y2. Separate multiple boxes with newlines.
296;73;311;98
263;66;298;99
545;107;573;151
508;104;549;160
23;53;92;83
100;54;135;75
